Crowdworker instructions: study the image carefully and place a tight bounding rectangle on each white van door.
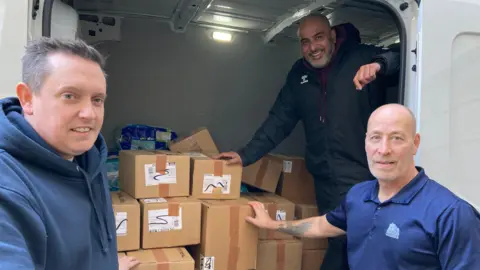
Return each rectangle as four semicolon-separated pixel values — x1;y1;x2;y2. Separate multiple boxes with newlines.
0;0;30;98
416;0;480;209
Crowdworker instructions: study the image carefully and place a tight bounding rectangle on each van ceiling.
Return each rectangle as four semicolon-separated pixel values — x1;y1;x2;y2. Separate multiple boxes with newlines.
68;0;398;44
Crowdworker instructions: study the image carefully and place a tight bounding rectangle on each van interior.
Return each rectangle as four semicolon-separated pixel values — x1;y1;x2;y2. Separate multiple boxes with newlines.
52;0;405;156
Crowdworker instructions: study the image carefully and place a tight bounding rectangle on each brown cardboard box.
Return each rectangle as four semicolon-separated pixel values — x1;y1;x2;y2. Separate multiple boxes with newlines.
194;198;259;270
111;191;140;251
190;155;242;199
302;249;326;270
295;204;328;250
119;150;190;199
139;197;201;249
273;155;316;205
243;193;295;240
126;248;194;270
169;127;219;155
256;239;303;270
242;155;283;193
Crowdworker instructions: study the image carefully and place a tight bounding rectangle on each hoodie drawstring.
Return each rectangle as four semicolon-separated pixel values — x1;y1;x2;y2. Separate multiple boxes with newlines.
77;166;109;253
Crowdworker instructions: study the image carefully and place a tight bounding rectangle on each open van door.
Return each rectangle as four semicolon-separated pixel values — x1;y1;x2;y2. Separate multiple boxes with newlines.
0;0;30;98
416;0;480;210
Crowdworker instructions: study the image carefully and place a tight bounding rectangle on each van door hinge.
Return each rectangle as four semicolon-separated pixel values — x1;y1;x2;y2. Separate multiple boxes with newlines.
32;0;40;19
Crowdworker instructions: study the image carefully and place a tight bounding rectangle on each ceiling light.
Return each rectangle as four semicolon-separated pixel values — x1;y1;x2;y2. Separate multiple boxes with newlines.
216;5;232;9
212;31;232;42
213;15;232;22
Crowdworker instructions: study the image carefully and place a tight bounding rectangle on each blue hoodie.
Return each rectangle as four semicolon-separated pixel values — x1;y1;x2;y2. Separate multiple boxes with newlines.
0;97;118;269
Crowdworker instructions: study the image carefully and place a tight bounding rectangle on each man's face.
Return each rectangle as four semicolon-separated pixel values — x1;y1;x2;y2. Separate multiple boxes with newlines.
21;53;107;160
365;109;420;182
299;19;335;68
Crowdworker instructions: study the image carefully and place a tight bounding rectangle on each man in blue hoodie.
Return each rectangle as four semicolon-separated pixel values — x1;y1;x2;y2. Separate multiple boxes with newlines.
0;37;138;269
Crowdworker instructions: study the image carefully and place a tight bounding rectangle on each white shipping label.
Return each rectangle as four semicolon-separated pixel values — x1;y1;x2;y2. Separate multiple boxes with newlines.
200;255;215;270
144;162;177;186
283;161;293;173
276;209;287;221
202;174;231;194
148;208;182;232
143;198;167;204
115;212;128;236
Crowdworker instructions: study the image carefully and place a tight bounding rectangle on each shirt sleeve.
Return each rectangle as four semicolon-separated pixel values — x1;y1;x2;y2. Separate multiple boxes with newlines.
325;198;348;231
436;200;480;269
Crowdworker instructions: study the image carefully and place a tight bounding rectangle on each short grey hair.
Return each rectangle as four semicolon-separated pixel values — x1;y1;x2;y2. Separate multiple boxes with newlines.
296;14;332;38
21;37;106;92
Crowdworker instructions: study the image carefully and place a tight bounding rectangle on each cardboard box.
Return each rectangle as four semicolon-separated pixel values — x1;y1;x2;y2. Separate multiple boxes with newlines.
295;204;328;250
111;191;140;251
194;198;259;270
243;193;295;240
126;248;194;270
118;252;126;258
273;155;316;205
169;127;219;155
139;197;201;249
119;150;190;199
242;155;283;193
256;239;303;270
302;249;326;270
190;155;242;199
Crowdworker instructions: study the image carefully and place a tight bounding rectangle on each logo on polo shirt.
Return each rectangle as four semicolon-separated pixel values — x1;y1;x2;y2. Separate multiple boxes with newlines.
300;75;309;84
385;223;400;239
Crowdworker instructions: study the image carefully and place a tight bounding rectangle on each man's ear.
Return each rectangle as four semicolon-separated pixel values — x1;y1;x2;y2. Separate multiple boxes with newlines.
16;83;34;115
331;28;337;44
413;133;421;155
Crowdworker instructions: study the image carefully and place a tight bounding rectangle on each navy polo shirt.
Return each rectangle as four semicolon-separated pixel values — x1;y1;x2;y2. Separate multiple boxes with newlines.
326;168;480;269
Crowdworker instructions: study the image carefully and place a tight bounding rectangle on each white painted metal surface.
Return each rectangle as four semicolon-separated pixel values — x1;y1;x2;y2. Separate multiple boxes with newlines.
0;0;31;99
415;0;480;209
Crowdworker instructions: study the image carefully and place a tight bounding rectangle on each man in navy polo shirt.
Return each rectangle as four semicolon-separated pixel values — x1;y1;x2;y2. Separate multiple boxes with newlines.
245;103;480;269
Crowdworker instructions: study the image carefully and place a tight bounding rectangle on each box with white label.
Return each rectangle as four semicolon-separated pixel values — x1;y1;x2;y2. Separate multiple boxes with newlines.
118;150;190;199
111;191;140;251
139;197;201;249
242;192;296;240
190;155;242;199
191;198;259;270
271;154;317;205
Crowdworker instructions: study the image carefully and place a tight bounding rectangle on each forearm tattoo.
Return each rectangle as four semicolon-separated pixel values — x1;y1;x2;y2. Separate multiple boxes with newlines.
277;221;313;237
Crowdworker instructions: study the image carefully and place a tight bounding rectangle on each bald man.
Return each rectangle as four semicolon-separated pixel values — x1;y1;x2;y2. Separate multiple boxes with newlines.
215;14;400;269
245;104;480;269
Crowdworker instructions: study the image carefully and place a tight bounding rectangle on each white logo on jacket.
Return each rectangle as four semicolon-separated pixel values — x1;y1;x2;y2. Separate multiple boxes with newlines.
300;75;309;84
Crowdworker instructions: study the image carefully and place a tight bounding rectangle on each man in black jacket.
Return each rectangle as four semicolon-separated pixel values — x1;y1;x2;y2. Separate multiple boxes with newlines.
215;15;400;269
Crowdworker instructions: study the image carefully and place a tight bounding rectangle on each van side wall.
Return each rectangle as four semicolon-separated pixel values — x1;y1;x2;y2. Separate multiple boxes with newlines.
100;18;306;155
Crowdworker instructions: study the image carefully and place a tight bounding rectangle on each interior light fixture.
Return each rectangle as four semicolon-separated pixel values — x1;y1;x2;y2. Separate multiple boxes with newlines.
212;31;232;42
213;15;232;22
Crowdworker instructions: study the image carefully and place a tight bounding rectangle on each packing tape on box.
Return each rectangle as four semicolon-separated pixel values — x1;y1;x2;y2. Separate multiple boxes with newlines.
213;160;224;195
254;158;269;188
156;155;170;197
152;249;169;270
277;241;286;270
168;202;180;216
228;205;240;270
267;203;278;239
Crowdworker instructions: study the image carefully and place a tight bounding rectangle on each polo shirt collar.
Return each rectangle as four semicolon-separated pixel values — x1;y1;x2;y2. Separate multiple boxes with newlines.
364;167;429;205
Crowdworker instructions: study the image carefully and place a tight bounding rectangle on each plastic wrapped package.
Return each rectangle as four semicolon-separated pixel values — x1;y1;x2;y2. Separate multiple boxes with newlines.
117;124;178;151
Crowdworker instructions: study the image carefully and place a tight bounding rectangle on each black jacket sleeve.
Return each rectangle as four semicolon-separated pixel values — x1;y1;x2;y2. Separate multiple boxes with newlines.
373;50;400;76
237;79;300;167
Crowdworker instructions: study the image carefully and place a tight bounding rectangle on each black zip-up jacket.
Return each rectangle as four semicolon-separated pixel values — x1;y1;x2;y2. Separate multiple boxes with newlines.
237;23;400;211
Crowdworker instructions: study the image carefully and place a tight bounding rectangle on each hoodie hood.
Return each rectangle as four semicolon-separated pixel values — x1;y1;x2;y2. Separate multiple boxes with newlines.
0;97;107;178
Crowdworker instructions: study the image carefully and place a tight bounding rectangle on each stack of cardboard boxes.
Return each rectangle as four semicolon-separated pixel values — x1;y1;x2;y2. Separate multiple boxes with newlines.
111;127;327;270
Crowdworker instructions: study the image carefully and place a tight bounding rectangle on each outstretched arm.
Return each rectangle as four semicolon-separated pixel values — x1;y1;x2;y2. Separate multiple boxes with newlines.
245;201;345;239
